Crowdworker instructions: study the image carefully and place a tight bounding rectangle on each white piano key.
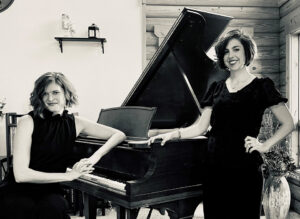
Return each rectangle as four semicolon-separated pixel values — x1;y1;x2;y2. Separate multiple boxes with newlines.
66;168;126;195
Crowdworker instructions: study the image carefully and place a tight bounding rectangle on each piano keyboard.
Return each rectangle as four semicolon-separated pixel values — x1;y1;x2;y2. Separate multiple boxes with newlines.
66;168;126;195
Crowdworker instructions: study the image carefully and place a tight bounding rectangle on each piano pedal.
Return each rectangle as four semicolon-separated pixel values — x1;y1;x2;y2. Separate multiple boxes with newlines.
146;208;153;219
158;207;167;215
96;200;112;216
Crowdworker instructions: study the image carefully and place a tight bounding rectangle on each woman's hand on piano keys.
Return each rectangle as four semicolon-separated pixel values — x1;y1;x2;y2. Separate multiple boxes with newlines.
66;159;95;181
148;129;181;146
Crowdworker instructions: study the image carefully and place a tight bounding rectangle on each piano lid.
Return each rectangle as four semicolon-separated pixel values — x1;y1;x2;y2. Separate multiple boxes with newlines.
122;8;232;129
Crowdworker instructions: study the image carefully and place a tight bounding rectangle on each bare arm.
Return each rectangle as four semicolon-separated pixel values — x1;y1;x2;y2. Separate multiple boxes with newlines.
13;116;90;183
179;107;212;139
149;107;212;145
246;103;295;153
75;116;126;165
148;116;208;137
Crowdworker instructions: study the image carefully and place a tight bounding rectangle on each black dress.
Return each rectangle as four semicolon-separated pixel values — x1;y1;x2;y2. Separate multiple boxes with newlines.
0;110;76;219
199;77;287;219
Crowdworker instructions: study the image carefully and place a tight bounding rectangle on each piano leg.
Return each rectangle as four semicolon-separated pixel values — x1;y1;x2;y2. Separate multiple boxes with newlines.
116;206;139;219
83;193;97;219
152;196;202;219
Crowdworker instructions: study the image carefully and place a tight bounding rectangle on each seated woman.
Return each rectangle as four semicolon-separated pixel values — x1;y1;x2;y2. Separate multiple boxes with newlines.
0;72;126;219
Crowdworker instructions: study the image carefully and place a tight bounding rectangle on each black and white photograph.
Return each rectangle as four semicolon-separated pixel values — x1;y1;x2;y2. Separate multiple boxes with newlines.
0;0;299;219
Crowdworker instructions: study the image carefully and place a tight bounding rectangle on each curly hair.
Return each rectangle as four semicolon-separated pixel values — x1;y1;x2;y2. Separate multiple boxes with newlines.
215;29;257;70
30;72;78;117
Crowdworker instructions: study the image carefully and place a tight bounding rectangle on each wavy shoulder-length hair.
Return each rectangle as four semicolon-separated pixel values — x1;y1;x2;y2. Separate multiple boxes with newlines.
30;72;78;117
215;29;257;70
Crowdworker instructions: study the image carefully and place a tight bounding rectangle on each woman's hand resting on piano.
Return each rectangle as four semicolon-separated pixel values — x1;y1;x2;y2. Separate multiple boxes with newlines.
148;129;181;146
67;159;95;181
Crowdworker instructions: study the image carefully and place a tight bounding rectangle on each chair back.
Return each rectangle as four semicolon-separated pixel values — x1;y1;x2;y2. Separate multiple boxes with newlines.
1;113;24;181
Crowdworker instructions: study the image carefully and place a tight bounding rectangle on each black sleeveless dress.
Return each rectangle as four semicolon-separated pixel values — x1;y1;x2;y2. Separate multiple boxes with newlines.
199;77;287;219
0;109;76;219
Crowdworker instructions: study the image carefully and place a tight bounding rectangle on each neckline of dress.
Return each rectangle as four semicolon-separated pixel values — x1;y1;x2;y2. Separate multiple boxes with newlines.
42;109;69;119
225;77;258;94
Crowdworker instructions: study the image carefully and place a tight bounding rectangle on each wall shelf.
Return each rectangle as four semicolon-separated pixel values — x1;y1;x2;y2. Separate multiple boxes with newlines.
54;37;107;53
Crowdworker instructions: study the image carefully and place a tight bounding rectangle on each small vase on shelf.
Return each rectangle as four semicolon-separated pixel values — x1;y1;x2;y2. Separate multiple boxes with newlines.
262;174;291;219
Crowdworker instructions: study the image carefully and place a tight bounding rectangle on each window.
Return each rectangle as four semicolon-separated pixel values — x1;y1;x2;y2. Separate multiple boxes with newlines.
287;32;300;166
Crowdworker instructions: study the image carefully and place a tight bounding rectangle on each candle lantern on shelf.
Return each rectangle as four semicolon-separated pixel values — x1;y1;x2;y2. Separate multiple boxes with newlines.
88;23;99;38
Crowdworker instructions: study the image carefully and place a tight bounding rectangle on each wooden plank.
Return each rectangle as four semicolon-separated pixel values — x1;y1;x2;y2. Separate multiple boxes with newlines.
280;31;286;45
249;59;279;74
280;6;300;33
279;85;286;97
146;46;159;60
280;0;300;18
280;57;286;72
147;27;278;47
146;6;279;19
279;87;286;98
146;32;158;46
146;18;280;33
146;32;285;48
146;18;176;31
145;0;278;7
291;198;300;214
278;0;289;8
150;25;254;41
256;46;279;60
253;33;279;47
279;70;287;87
228;19;280;33
280;44;286;59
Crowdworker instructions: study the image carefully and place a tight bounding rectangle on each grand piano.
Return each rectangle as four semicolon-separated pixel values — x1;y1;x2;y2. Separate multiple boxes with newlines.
65;8;232;219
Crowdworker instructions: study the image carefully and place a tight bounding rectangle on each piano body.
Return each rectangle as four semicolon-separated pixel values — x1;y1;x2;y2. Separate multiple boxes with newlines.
64;8;232;219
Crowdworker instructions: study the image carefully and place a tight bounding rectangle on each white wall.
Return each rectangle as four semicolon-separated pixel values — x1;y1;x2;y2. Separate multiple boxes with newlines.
0;0;144;155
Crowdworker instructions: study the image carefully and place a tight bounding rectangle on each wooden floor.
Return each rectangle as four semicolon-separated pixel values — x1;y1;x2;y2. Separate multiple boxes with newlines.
71;203;299;219
70;203;300;219
70;207;169;219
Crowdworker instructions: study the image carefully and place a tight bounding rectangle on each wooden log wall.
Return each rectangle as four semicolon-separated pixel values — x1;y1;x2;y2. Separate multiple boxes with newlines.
279;0;300;96
144;0;281;89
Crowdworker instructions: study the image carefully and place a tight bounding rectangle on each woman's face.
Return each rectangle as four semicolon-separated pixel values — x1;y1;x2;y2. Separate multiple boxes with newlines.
42;81;66;115
223;38;246;72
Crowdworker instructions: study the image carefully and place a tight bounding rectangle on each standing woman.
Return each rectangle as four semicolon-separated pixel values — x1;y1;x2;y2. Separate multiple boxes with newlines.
149;30;294;219
0;72;126;219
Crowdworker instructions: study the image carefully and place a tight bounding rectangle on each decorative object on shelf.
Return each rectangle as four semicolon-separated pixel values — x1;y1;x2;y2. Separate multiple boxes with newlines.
258;109;296;219
54;37;106;54
61;13;75;37
0;97;6;117
88;23;100;38
0;0;14;13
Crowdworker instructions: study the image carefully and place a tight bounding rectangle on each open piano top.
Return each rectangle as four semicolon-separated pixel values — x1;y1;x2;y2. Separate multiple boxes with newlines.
123;8;231;129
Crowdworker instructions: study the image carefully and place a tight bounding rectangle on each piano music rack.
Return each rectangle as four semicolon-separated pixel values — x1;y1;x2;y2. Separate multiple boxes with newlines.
54;37;107;54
